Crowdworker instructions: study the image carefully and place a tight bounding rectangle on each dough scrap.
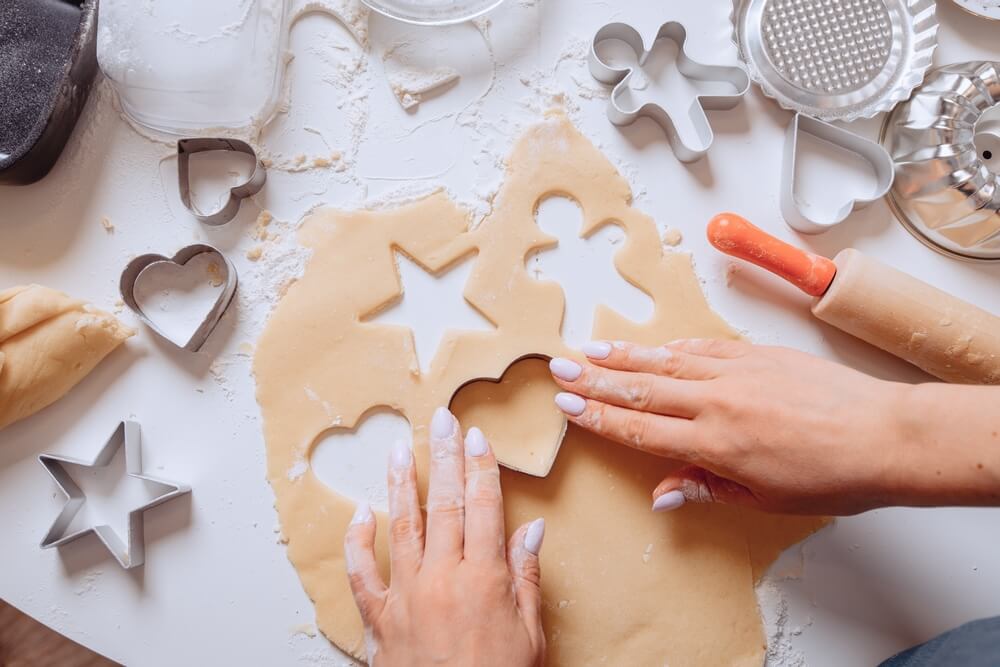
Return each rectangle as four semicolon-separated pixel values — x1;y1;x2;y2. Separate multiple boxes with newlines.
253;113;826;665
0;285;134;431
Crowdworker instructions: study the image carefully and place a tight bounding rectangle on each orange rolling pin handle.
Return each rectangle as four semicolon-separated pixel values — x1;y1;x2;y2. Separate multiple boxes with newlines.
706;213;838;298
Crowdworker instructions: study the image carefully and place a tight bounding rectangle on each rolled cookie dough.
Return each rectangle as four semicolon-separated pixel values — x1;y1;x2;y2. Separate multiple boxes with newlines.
0;285;133;431
253;113;826;665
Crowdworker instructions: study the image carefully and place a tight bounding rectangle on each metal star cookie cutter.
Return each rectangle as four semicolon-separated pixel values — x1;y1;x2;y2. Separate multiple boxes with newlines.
781;113;895;234
39;421;190;570
120;244;238;352
588;21;750;163
177;138;267;226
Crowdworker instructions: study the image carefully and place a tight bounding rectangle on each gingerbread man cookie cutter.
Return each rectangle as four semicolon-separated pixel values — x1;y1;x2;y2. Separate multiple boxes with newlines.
588;21;750;163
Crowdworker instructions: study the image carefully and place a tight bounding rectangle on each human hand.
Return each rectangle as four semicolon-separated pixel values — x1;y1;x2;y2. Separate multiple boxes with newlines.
548;339;913;516
344;407;546;667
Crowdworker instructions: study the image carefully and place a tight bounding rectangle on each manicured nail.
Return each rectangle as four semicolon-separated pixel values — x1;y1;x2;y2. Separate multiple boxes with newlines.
465;427;489;457
524;518;545;555
390;439;412;469
431;406;456;440
652;490;686;513
549;357;582;382
554;392;586;416
582;341;612;360
351;501;373;524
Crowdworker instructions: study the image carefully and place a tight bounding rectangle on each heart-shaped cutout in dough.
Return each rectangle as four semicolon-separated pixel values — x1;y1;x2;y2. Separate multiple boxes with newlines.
120;245;238;352
311;407;412;511
450;356;567;477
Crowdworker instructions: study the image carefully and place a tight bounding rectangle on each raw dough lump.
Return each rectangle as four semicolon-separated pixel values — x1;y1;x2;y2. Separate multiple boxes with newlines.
0;285;133;430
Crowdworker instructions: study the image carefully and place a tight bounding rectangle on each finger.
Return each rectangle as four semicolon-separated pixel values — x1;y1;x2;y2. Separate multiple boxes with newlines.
463;427;505;563
651;465;759;510
424;406;465;563
344;501;388;625
387;438;424;577
507;519;545;636
580;341;724;380
549;357;705;418
667;338;749;359
554;393;699;461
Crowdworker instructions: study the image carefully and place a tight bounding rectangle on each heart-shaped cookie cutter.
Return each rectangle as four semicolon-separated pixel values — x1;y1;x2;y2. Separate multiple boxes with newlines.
178;138;267;226
588;21;750;163
120;244;238;352
781;113;896;234
449;354;567;478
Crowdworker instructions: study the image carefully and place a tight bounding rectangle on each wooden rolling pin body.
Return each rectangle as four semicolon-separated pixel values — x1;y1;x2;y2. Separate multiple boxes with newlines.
707;213;1000;385
816;249;1000;384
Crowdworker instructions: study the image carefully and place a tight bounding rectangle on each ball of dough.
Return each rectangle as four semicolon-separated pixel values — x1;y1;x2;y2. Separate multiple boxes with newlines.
0;285;134;431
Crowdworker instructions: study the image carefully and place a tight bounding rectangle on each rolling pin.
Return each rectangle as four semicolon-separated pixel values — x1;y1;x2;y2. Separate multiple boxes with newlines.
707;213;1000;385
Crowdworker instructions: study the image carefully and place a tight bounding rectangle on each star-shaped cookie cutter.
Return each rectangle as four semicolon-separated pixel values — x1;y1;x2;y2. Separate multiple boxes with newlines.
588;21;750;163
39;421;190;569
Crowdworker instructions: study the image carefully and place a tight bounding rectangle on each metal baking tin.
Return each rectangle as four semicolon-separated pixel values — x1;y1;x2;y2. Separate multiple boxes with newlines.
120;244;239;352
881;61;1000;262
589;21;750;163
950;0;1000;21
733;0;938;121
177;138;267;226
40;421;190;570
0;0;99;185
782;114;895;234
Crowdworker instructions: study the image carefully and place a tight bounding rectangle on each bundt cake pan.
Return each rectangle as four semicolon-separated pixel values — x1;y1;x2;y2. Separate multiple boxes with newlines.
881;61;1000;262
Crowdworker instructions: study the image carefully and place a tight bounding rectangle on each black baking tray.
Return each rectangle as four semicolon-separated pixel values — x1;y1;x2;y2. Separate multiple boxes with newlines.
0;0;99;185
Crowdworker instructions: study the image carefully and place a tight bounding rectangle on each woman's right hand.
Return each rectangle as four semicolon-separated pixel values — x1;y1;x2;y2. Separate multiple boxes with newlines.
549;339;999;516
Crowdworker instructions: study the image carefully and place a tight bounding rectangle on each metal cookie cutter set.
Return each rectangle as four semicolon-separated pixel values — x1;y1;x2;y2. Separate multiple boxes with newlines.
40;421;190;570
589;21;750;163
733;0;938;121
782;113;895;234
178;138;267;226
120;244;238;352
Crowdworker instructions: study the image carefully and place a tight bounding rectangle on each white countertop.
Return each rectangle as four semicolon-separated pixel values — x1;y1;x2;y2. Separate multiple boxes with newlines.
1;1;999;665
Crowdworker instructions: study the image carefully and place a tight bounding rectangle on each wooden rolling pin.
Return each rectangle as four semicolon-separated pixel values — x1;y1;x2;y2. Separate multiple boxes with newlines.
707;213;1000;385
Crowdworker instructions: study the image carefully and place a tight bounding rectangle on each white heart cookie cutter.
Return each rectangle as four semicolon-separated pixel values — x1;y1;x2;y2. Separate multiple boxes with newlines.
781;113;896;234
120;244;238;352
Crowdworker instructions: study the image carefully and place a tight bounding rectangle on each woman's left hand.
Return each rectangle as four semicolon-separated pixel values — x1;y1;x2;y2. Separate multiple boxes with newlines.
344;407;547;667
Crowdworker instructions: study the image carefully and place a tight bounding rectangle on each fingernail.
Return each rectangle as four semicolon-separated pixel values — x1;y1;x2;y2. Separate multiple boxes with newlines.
554;392;586;416
390;439;412;469
652;490;686;513
582;341;612;359
524;518;545;555
465;427;489;457
549;357;582;382
431;406;456;440
351;501;372;524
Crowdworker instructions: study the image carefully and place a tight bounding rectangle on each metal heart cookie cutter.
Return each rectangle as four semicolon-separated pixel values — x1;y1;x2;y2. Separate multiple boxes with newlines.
120;244;238;352
781;113;895;234
588;21;750;163
40;421;190;570
178;138;267;226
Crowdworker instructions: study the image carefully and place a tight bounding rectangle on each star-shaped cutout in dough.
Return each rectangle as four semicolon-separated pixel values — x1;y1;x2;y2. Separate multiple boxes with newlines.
365;252;494;374
39;421;190;569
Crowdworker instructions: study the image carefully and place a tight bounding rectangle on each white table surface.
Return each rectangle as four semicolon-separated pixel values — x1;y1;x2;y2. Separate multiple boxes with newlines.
1;1;999;665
